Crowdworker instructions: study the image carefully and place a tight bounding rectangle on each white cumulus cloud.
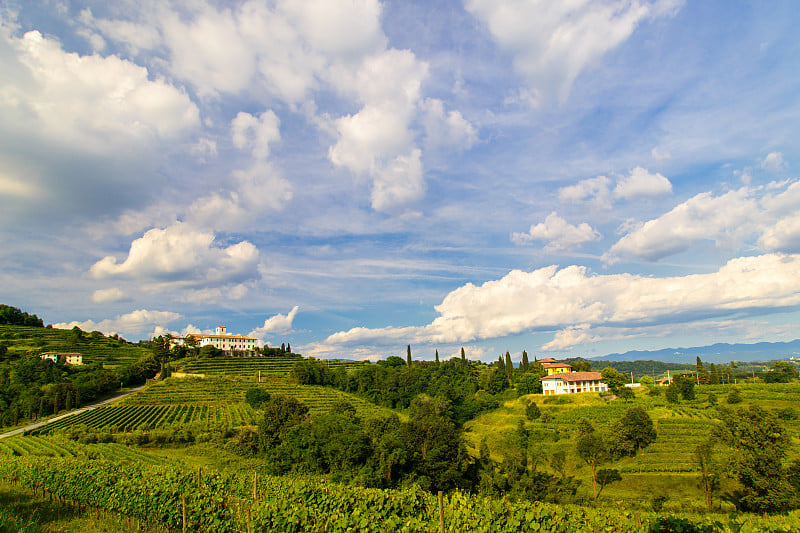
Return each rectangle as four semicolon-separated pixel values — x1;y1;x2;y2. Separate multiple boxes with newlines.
558;176;613;209
511;212;599;251
249;306;300;340
91;287;127;303
90;223;259;286
604;188;757;262
761;151;786;172
613;166;672;200
231;110;281;159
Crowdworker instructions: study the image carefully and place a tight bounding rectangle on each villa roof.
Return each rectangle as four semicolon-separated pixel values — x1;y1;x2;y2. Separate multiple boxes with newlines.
540;371;603;382
179;334;256;340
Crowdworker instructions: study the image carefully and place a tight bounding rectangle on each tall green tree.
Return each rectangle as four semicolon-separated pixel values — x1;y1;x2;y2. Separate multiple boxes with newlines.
714;405;796;513
607;407;656;459
600;367;627;395
435;349;439;364
696;356;710;384
695;440;720;512
521;350;529;372
576;432;608;499
505;351;513;382
406;345;412;367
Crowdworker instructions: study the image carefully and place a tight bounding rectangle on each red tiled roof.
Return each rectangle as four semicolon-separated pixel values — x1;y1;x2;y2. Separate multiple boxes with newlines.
543;362;572;368
540;371;603;382
181;334;256;340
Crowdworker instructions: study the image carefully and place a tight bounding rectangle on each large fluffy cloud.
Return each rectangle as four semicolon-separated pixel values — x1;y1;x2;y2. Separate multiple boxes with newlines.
465;0;683;106
5;30;199;146
605;188;756;262
0;26;200;226
90;223;259;285
327;49;431;212
606;180;800;263
322;253;800;350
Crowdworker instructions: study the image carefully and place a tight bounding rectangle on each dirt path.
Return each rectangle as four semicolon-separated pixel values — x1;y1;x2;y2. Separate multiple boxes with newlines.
0;383;148;439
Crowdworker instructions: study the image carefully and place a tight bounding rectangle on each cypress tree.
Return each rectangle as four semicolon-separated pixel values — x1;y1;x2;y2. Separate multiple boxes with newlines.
522;350;529;372
435;349;440;364
498;355;505;370
460;347;466;361
505;351;514;382
406;345;412;367
286;343;291;354
281;342;286;353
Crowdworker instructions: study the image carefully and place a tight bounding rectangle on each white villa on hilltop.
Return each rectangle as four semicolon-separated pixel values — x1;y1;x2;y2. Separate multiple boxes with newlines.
174;326;258;355
539;359;608;395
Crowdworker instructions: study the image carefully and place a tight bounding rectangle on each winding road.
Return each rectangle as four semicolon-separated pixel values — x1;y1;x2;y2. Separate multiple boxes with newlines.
0;383;148;439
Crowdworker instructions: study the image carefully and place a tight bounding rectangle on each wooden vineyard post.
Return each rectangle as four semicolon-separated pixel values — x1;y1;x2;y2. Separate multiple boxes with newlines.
438;491;445;533
182;496;187;533
635;511;641;528
247;506;252;533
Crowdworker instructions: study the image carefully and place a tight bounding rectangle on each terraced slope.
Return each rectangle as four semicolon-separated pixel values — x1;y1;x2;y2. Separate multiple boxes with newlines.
179;356;363;378
26;376;400;435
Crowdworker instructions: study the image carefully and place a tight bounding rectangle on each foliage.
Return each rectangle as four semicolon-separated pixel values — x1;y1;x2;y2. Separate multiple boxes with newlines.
601;367;627;395
294;357;500;426
648;516;717;533
726;387;743;404
525;401;540;420
3;454;758;533
607;406;656;459
576;432;608;498
665;383;680;403
764;362;798;383
594;468;621;498
0;305;43;328
245;387;271;409
695;440;720;512
258;395;309;450
714;405;797;513
674;375;696;400
0;352;157;429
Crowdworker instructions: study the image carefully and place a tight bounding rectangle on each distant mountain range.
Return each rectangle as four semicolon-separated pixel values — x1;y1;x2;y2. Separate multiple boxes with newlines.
592;339;800;364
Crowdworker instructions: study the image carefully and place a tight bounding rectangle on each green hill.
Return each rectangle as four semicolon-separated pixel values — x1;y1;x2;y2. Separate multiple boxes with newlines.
0;324;151;367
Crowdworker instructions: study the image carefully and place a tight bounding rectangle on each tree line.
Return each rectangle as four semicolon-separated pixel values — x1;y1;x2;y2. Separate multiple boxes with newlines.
0;352;159;428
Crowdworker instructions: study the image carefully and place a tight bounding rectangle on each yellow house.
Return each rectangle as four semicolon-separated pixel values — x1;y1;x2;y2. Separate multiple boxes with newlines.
542;362;573;376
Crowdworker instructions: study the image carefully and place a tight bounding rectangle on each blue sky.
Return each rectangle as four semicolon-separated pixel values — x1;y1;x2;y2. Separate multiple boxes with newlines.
2;0;800;362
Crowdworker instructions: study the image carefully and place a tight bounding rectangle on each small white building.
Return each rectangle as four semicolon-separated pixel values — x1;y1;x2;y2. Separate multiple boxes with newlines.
40;352;83;365
541;371;608;396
